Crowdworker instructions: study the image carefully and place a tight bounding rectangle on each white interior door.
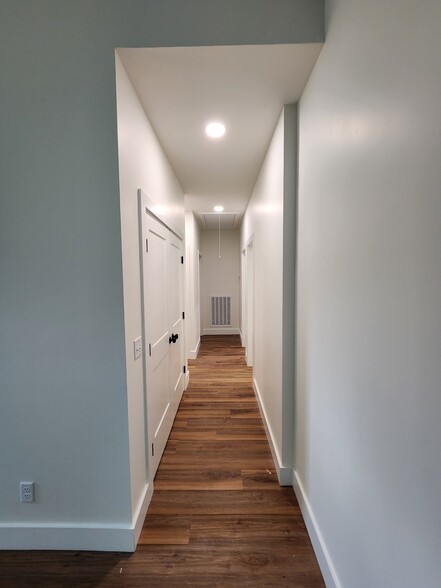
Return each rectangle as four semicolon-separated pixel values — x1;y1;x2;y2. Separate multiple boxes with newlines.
168;232;184;412
139;195;185;479
246;240;254;367
141;213;173;476
196;249;201;339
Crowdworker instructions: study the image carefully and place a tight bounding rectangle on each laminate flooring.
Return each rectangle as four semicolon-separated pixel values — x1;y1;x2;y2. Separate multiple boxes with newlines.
0;335;324;587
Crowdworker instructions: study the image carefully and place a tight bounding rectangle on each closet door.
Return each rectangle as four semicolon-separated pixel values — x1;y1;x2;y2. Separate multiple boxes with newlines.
141;212;173;477
139;199;185;479
168;232;184;413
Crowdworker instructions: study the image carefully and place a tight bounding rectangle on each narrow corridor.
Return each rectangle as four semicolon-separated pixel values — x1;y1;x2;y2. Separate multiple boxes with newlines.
139;335;325;586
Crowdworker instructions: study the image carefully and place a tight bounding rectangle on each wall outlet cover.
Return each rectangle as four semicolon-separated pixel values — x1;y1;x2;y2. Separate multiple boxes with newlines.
20;482;35;503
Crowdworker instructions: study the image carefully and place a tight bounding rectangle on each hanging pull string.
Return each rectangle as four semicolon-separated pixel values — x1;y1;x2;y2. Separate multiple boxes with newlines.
218;214;221;258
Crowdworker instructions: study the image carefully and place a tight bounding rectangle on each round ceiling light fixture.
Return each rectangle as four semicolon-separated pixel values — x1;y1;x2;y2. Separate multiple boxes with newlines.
205;122;226;138
214;205;224;212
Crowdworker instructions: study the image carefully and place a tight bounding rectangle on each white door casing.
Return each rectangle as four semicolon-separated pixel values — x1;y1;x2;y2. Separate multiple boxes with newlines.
246;238;255;367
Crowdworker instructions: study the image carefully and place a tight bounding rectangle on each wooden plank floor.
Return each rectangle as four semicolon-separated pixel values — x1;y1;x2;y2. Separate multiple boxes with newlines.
0;335;324;587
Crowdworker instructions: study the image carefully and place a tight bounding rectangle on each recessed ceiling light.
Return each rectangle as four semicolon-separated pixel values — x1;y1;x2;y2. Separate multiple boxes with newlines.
205;122;226;138
214;205;224;212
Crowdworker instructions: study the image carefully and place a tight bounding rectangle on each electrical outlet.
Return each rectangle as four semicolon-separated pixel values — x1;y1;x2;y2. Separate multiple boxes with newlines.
134;336;143;360
20;482;35;503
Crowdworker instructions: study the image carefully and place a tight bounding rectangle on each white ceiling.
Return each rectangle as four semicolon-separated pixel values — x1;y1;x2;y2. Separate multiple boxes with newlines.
117;44;323;216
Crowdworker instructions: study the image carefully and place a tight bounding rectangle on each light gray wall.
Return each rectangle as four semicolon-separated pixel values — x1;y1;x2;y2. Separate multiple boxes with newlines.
0;11;133;529
296;0;441;586
201;230;240;334
0;0;324;549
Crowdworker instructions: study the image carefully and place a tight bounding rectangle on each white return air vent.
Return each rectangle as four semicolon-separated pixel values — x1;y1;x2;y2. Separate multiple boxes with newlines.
211;296;231;326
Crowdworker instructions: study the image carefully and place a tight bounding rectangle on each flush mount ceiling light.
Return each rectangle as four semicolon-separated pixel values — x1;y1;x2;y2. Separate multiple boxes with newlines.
213;205;224;212
205;122;226;138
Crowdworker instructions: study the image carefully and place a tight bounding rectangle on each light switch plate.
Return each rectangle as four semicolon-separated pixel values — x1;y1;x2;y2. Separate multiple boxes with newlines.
134;336;143;360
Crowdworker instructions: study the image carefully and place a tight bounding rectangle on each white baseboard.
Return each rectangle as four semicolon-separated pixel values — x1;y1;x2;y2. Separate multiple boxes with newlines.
185;369;190;389
253;378;293;486
203;328;240;335
239;330;244;346
0;524;135;552
0;483;154;553
188;338;200;359
132;481;154;548
293;471;341;588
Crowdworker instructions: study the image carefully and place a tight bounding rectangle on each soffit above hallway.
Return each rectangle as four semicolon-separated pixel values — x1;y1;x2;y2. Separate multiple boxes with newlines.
117;44;323;214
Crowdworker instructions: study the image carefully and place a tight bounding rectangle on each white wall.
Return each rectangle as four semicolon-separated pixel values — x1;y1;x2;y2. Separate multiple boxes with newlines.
185;212;202;358
242;112;284;463
201;230;240;334
296;1;441;586
115;54;185;524
241;107;297;482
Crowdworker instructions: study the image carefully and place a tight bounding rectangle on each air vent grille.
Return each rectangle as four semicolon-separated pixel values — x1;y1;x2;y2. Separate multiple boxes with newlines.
211;296;231;326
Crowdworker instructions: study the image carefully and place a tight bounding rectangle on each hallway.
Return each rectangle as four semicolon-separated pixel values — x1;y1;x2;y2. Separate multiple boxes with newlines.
0;336;324;586
139;335;324;586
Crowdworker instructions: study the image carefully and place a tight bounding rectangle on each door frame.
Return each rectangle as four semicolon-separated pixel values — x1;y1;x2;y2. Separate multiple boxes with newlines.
244;234;255;367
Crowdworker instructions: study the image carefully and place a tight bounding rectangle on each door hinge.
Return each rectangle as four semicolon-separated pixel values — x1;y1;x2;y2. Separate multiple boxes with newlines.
145;238;149;253
183;366;186;374
182;311;185;320
151;443;154;457
181;255;184;264
149;343;152;357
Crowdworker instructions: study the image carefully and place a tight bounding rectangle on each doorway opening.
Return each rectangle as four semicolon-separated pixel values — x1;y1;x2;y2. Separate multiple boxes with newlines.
114;43;321;524
244;237;255;367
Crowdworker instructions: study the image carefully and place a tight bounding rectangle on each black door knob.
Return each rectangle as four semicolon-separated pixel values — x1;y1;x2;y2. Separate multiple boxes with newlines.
169;333;179;344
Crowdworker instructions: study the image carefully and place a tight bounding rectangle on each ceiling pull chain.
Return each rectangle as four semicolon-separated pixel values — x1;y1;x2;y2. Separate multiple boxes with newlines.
218;214;221;259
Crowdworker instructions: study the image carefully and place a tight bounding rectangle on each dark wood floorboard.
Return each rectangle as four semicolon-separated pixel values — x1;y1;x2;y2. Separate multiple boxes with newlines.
0;335;324;587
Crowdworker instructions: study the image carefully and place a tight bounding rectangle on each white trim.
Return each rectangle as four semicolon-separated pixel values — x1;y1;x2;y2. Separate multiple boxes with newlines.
239;330;244;347
132;482;154;548
244;235;255;367
185;369;190;389
293;471;342;588
0;524;135;552
188;338;200;359
278;466;293;486
253;378;292;486
137;188;184;240
203;327;240;335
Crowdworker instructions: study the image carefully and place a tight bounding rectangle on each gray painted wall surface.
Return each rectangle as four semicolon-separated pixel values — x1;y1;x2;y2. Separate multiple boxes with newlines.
0;0;324;537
